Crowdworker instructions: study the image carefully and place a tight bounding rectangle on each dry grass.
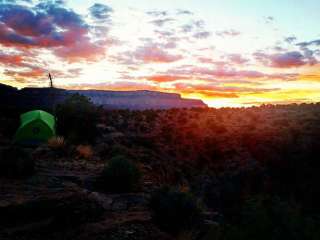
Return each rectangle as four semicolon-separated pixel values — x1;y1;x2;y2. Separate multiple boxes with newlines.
76;145;93;159
48;136;65;150
178;182;190;193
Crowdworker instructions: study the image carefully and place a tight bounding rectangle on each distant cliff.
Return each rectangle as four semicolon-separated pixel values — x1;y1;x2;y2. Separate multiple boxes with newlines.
0;83;207;110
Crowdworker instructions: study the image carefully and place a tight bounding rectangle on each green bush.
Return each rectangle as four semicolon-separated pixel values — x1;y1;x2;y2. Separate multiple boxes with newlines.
55;94;100;143
99;155;141;193
150;187;203;234
0;146;34;178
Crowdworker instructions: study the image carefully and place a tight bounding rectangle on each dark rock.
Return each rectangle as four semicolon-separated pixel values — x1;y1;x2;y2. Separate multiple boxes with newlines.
112;201;128;211
51;191;104;228
88;192;113;210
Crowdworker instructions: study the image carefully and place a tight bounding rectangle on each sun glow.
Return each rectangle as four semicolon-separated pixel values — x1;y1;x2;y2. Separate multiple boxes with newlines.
0;0;319;107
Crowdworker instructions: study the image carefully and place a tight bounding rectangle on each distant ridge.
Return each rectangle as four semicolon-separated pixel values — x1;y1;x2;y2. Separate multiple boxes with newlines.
0;83;207;110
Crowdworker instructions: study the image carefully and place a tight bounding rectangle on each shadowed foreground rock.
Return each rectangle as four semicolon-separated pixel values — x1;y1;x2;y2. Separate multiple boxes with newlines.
0;164;172;240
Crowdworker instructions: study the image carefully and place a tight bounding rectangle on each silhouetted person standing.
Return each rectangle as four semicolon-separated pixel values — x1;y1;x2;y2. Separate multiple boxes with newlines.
49;73;53;88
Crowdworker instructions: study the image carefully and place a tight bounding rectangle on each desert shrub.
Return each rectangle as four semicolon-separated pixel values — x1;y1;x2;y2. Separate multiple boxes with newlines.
0;146;34;178
99;155;141;193
150;186;203;234
48;136;66;156
55;94;100;143
48;136;65;149
76;144;93;159
203;195;320;240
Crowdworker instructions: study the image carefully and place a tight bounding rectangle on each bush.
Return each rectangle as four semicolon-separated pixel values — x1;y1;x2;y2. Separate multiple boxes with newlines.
99;155;141;193
0;146;34;178
76;145;93;159
55;94;100;143
48;136;66;156
48;136;66;150
150;186;203;234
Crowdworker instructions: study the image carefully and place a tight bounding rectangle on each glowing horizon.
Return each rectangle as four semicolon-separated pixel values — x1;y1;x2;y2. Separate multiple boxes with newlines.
0;0;320;107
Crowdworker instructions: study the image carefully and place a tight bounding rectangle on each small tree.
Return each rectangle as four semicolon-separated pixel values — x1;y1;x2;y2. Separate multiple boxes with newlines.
55;94;100;143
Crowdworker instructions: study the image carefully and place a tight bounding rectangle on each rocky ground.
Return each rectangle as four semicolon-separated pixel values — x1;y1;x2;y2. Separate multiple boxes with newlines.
0;145;174;240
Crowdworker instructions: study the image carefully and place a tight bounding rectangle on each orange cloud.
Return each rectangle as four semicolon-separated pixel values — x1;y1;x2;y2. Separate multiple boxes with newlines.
146;75;191;82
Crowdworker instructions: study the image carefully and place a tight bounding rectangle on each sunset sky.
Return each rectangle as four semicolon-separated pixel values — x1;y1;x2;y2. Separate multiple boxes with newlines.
0;0;320;107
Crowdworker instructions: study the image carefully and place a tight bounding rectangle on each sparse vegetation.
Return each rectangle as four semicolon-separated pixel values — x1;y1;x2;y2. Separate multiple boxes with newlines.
1;103;320;239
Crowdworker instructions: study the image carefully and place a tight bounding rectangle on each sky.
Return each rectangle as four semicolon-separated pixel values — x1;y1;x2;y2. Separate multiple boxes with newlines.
0;0;320;107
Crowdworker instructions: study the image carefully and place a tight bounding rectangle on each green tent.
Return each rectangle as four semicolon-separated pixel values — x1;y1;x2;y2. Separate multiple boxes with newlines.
14;110;56;145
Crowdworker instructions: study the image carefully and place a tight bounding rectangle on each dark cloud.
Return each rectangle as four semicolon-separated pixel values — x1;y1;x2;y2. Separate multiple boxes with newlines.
181;24;193;33
254;50;317;68
176;9;193;15
146;10;168;17
0;4;55;37
0;2;86;47
193;20;205;28
0;1;108;62
89;3;113;20
273;46;287;51
264;16;274;24
216;29;241;37
296;39;320;47
193;31;211;39
284;36;297;44
155;30;175;37
181;20;205;33
150;18;175;27
162;41;177;49
0;22;36;46
139;37;178;49
179;19;213;42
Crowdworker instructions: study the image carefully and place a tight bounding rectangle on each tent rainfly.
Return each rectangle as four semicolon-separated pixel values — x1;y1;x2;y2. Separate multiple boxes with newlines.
14;110;56;145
